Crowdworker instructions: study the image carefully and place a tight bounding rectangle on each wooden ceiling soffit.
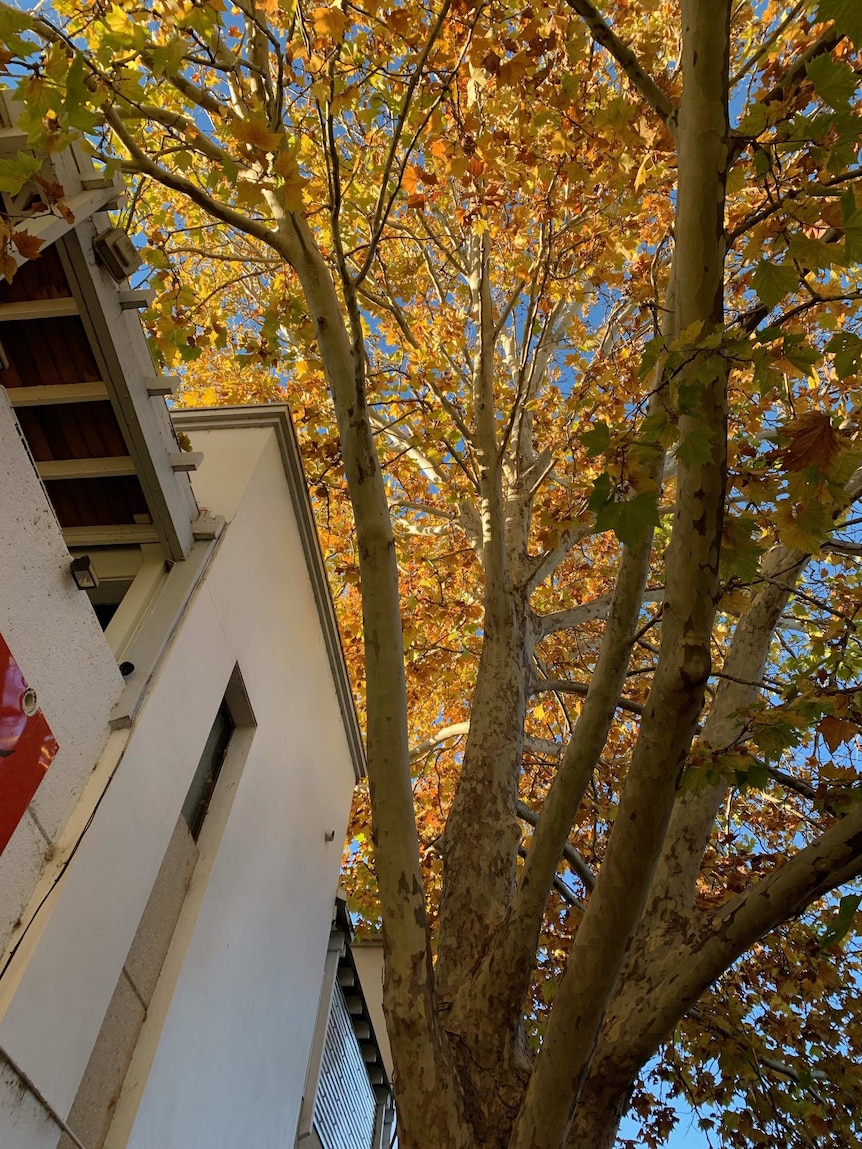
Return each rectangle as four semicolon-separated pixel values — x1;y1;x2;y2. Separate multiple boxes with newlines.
55;229;199;562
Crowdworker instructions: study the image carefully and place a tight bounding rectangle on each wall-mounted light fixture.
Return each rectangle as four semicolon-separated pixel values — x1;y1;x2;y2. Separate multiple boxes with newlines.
69;555;99;590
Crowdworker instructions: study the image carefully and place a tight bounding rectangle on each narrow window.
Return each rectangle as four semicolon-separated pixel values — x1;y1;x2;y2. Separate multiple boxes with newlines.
180;700;235;842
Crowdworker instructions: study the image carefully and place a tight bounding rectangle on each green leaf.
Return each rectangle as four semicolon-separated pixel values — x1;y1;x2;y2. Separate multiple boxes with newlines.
819;893;862;949
581;421;610;458
775;499;833;552
151;36;188;77
750;716;799;760
638;409;671;444
64;53;100;132
818;0;862;47
788;233;844;272
782;335;820;377
752;260;798;309
735;760;770;790
721;515;765;582
840;188;862;263
827;331;862;378
753;146;772;178
0;152;41;195
676;422;715;468
737;102;768;138
595;492;660;549
806;53;858;110
0;5;35;57
587;471;612;513
638;334;663;380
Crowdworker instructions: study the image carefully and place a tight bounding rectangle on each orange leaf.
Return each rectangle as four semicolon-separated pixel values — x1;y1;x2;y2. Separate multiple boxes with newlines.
313;6;348;40
403;164;422;195
780;412;842;472
11;230;43;260
818;715;859;753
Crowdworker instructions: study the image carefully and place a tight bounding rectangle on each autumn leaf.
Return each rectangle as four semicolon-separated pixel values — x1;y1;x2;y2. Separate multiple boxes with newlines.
230;117;283;153
272;149;309;211
313;5;348;40
774;499;833;552
11;229;43;260
779;412;842;473
817;715;859;753
402;164;422;196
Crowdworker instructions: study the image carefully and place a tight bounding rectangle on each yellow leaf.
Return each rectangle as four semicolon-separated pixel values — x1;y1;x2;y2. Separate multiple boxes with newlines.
313;5;348;40
273;149;309;211
230;118;282;153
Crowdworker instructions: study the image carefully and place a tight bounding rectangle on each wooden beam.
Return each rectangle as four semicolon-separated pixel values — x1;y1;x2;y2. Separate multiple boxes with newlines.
10;186;124;269
0;298;77;321
145;375;179;398
0;127;29;154
58;231;199;561
38;456;137;481
169;451;203;473
4;381;109;407
62;524;161;547
118;289;154;310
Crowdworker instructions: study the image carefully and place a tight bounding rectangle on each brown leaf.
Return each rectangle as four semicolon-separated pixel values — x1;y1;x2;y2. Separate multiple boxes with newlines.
817;715;859;753
780;411;842;472
11;229;43;260
33;173;65;201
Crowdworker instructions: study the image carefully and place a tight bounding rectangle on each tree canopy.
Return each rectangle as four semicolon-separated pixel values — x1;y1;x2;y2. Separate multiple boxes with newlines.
2;0;862;1145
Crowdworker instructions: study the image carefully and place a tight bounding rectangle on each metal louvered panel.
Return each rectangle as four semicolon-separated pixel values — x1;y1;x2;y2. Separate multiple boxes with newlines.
313;984;377;1149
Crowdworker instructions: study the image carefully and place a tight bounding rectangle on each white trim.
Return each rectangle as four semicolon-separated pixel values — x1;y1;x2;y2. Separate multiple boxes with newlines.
172;405;366;781
104;555;169;661
110;533;224;730
11;186;121;269
295;931;345;1142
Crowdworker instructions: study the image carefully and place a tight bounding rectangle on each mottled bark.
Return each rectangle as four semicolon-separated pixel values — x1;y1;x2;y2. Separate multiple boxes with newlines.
509;6;731;1145
275;213;468;1148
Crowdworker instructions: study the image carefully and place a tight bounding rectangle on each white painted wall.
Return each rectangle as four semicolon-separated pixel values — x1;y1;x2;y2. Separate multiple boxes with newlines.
0;422;356;1149
0;391;122;950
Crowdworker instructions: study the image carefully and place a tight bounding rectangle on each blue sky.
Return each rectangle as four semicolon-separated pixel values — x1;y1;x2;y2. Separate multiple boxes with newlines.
618;1108;711;1148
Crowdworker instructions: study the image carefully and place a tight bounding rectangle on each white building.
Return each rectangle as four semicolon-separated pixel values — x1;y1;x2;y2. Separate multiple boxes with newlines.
0;100;391;1149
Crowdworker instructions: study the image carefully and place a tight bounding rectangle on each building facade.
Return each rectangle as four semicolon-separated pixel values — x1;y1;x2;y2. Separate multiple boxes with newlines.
0;98;389;1149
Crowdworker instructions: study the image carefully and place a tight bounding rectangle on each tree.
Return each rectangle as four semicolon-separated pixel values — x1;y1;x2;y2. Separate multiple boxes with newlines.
2;0;862;1145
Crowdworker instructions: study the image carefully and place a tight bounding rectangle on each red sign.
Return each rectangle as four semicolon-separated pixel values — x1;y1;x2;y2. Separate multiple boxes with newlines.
0;634;58;855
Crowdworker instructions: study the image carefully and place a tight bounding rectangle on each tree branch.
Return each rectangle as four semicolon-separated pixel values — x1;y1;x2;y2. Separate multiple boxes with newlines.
531;678;643;717
536;588;665;638
516;800;596;891
563;0;676;128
